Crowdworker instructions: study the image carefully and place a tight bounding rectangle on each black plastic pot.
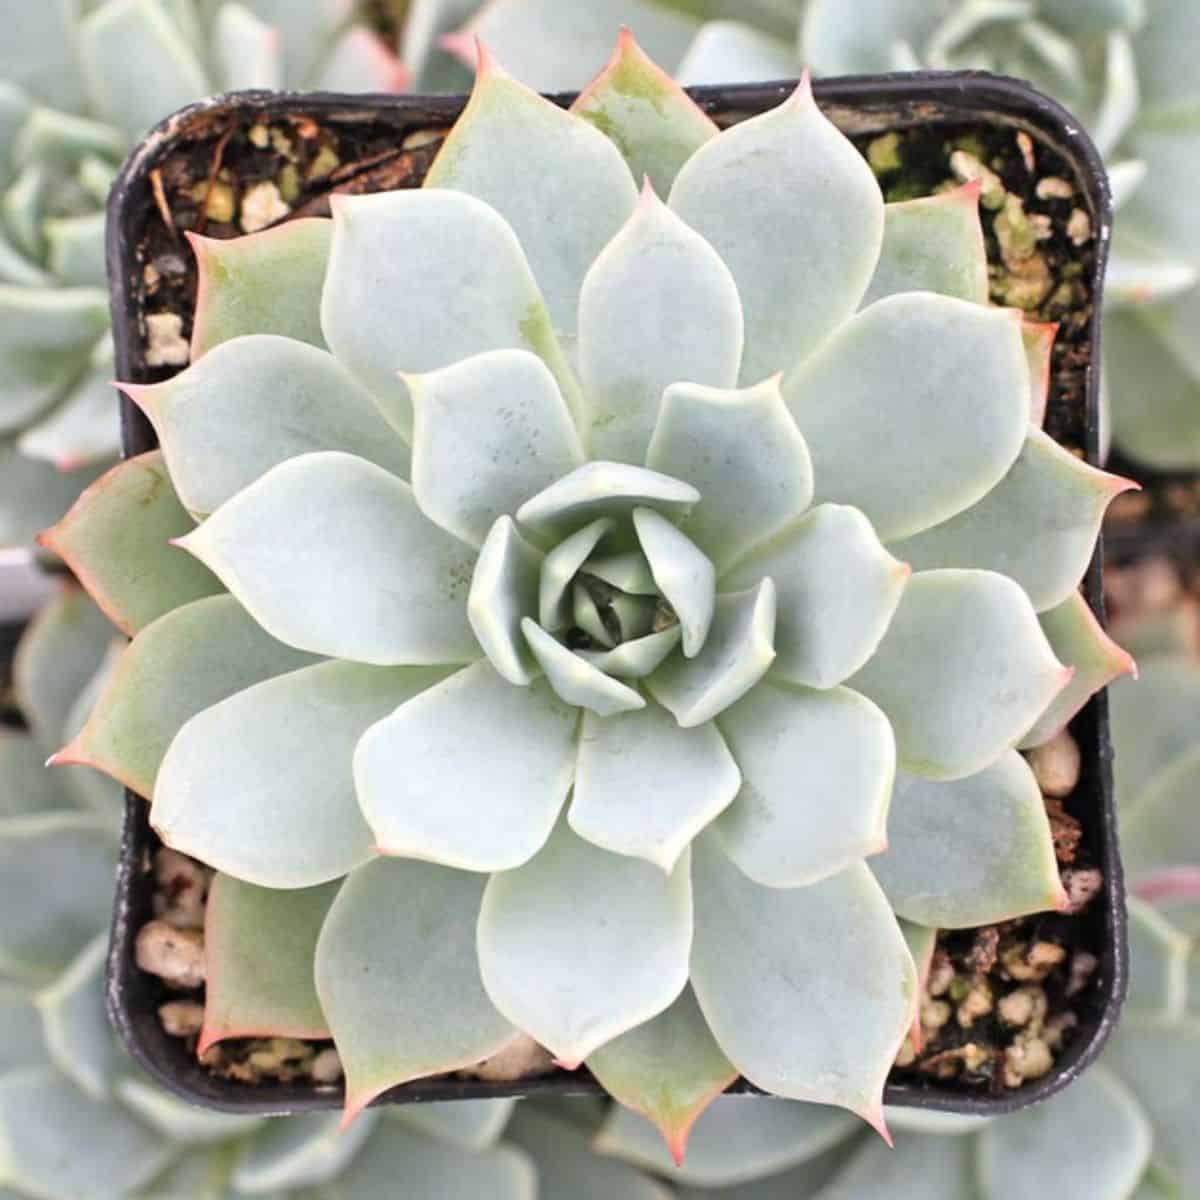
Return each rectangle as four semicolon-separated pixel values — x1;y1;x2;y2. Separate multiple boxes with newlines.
105;70;1125;1117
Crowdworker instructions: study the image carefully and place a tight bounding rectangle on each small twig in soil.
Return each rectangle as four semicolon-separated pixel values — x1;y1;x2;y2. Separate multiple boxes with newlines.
149;168;177;240
197;124;236;237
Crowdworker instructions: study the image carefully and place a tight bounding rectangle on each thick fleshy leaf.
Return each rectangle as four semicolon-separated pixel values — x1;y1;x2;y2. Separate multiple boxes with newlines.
315;857;516;1121
189;221;332;358
888;428;1136;612
0;814;116;984
1019;590;1136;748
784;294;1028;541
177;452;478;666
647;580;776;728
312;25;410;93
13;585;112;752
201;875;337;1053
469;516;543;684
0;984;49;1075
539;517;615;630
647;378;813;570
811;1133;974;1199
723;504;908;689
233;1112;379;1194
0;729;75;818
425;46;636;343
0;446;106;549
128;336;411;517
505;1105;670;1200
389;1098;516;1151
862;184;989;307
632;507;714;658
0;1067;173;1200
53;595;317;799
802;0;940;74
670;75;882;382
321;189;577;437
478;816;692;1067
578;183;741;465
19;349;122;470
1125;895;1190;1020
522;619;646;716
578;626;683;678
979;1066;1151;1200
874;752;1066;927
585;550;658;595
44;212;106;287
676;21;800;86
39;451;222;636
714;681;893;887
571;29;717;196
409;349;584;547
0;286;109;434
587;987;736;1165
58;645;124;825
78;0;209;139
898;919;938;1052
115;1076;262;1146
35;933;117;1101
1120;746;1200;881
0;12;80;113
1023;320;1057;426
690;839;915;1124
356;661;578;871
211;1;282;90
851;569;1069;780
595;1094;860;1188
516;461;698;543
570;700;739;871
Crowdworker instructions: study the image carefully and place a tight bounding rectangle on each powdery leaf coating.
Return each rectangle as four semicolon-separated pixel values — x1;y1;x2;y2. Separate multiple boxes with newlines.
125;335;412;517
676;21;798;86
315;858;517;1123
1124;895;1190;1021
538;517;615;630
647;377;813;570
468;516;544;685
632;507;715;658
154;662;448;889
873;752;1068;928
522;618;646;717
578;183;742;465
669;75;884;383
570;700;741;872
850;569;1070;780
388;1098;516;1151
571;29;718;197
176;452;479;667
38;451;220;637
585;987;737;1166
811;1131;975;1199
784;294;1029;543
201;874;338;1054
690;839;915;1126
477;817;692;1068
578;626;683;679
1120;746;1200;883
714;681;894;888
231;1111;380;1194
355;662;579;872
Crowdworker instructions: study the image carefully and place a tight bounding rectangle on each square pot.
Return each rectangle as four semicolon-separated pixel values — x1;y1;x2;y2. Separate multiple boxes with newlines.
104;70;1126;1117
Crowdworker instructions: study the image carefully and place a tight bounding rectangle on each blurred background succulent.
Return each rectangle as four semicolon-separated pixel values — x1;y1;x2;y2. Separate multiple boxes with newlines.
0;0;407;553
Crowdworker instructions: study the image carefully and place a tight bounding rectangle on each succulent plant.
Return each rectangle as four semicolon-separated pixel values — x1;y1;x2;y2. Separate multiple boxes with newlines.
46;36;1135;1156
0;0;408;550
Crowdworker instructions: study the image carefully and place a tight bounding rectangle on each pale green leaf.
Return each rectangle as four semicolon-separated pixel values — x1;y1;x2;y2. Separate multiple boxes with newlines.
632;507;714;657
522;618;646;716
0;729;75;819
0;984;50;1074
233;1112;379;1195
44;212;107;287
0;6;83;112
539;517;615;631
1121;746;1200;881
1125;895;1190;1021
212;2;282;90
801;0;941;74
578;627;683;678
116;1075;262;1145
19;347;122;471
0;444;106;549
468;516;543;685
389;1098;515;1151
810;1131;974;1199
676;21;800;86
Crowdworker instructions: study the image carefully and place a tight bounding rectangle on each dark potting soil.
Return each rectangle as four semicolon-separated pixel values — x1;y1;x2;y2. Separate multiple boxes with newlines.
115;86;1110;1103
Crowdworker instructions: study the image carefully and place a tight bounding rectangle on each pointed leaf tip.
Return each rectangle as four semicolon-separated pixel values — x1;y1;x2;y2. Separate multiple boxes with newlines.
438;30;479;68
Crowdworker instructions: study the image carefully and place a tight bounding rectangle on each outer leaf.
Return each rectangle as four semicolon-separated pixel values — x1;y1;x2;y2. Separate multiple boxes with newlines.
571;30;718;196
521;619;646;716
355;661;579;871
570;700;740;871
1124;895;1190;1021
127;336;411;517
232;1112;379;1194
898;919;938;1053
0;9;81;112
19;350;122;470
468;516;543;685
676;21;800;86
690;839;915;1127
0;729;75;819
53;595;317;799
647;580;776;728
977;1066;1151;1200
425;45;637;343
201;875;338;1053
1120;746;1200;881
873;752;1066;927
888;427;1136;612
44;212;106;286
389;1098;516;1151
632;507;715;658
0;984;49;1075
578;182;742;465
176;452;478;666
211;2;282;90
321;189;577;437
810;1132;974;1200
669;75;883;382
57;644;124;825
862;184;989;306
646;377;813;570
714;681;894;887
408;348;584;547
1023;320;1057;426
115;1076;261;1146
784;294;1028;542
477;817;692;1068
188;221;332;358
1019;590;1136;748
802;0;940;74
594;1094;860;1188
0;1067;173;1200
314;857;516;1122
723;504;909;689
850;569;1069;780
0;446;106;549
39;451;222;636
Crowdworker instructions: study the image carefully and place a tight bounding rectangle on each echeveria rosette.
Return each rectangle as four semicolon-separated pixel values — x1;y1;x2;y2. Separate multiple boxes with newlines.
50;38;1133;1156
0;0;408;550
